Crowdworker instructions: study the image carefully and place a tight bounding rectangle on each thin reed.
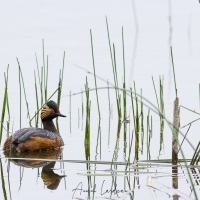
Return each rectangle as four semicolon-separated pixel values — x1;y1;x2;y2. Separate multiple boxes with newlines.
106;17;122;119
0;160;7;200
17;58;31;126
0;65;9;144
152;76;165;153
84;77;91;147
170;46;178;97
90;30;101;118
56;51;66;129
191;141;200;165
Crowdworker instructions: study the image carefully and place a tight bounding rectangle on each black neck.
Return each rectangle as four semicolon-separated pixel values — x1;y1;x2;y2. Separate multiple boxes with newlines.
42;120;58;132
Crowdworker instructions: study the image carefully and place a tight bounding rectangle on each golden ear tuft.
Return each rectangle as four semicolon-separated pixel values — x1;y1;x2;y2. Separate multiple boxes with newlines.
41;105;51;119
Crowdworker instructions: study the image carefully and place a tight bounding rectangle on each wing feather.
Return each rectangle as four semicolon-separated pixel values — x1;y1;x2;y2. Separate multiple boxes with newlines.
12;128;60;144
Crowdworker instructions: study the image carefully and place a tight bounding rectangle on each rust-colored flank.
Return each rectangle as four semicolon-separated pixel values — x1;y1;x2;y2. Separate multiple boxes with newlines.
18;137;63;151
3;100;66;153
3;136;12;151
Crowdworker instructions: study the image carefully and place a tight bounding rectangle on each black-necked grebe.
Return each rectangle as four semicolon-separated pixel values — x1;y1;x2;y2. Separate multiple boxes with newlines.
3;100;66;152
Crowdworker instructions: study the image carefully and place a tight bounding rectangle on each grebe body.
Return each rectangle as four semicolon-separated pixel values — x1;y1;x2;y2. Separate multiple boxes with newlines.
3;100;66;152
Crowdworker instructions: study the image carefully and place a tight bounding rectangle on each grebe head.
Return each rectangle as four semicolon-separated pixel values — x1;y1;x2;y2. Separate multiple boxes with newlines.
41;100;66;121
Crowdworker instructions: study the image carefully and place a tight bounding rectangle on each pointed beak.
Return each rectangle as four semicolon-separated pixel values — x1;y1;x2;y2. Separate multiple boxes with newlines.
57;113;66;117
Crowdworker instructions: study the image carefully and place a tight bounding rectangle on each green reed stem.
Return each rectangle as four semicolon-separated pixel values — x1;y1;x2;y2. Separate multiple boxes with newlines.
134;82;140;160
57;51;65;108
41;67;44;105
159;76;165;119
6;95;10;138
140;89;144;154
125;129;134;171
122;27;127;149
0;65;9;144
152;77;159;110
130;87;139;160
106;17;114;69
110;120;121;169
152;76;165;154
159;76;165;153
107;80;111;118
41;40;49;102
90;30;101;118
113;44;121;119
56;51;66;129
122;27;127;120
0;160;7;200
130;88;136;128
56;73;61;131
84;77;91;146
113;45;120;97
18;61;22;129
44;55;49;102
35;53;43;106
181;117;200;129
170;46;178;97
190;141;200;165
180;105;200;115
17;58;31;125
178;124;191;154
148;114;153;160
107;81;111;148
34;71;39;127
98;119;102;160
147;109;150;160
106;17;121;119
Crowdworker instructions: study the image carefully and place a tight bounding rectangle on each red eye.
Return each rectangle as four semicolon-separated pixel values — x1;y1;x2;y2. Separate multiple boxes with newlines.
51;109;55;113
51;179;57;183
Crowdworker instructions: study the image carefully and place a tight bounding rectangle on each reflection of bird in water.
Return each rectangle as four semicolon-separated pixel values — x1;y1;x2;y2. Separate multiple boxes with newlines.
5;149;66;190
41;161;66;190
3;100;66;153
5;149;63;168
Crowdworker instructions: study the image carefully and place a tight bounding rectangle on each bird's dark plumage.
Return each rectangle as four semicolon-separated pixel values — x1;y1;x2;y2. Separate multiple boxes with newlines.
3;100;66;152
